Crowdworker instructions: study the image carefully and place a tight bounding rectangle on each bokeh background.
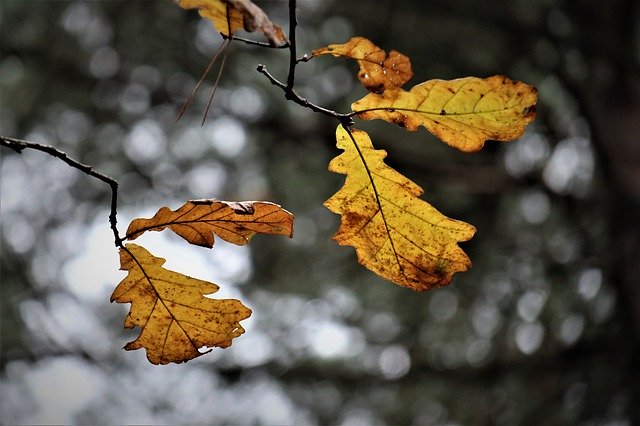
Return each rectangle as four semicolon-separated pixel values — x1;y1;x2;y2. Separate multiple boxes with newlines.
1;0;639;424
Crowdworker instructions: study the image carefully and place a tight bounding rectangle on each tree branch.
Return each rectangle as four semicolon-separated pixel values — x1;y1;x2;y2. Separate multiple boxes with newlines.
0;136;123;248
255;0;354;127
286;0;298;88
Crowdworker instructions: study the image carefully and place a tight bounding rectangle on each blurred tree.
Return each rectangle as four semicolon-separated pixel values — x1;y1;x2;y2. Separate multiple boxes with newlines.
1;0;638;424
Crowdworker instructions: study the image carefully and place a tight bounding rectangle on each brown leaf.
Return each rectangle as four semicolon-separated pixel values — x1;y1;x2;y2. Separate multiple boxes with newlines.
111;243;251;365
126;199;294;248
178;0;288;46
352;75;538;152
312;37;412;93
324;126;476;291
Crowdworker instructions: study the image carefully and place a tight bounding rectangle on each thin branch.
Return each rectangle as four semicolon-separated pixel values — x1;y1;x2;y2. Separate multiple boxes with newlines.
286;0;298;88
254;0;354;127
221;33;289;48
0;136;123;248
256;64;354;126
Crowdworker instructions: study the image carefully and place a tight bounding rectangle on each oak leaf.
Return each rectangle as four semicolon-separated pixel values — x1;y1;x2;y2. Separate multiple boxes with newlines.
178;0;287;46
126;199;294;248
312;37;412;93
324;126;476;291
111;243;252;365
352;75;537;152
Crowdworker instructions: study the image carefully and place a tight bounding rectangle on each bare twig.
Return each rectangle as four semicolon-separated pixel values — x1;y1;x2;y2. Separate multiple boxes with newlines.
286;0;298;89
0;136;123;248
255;0;354;127
221;33;289;48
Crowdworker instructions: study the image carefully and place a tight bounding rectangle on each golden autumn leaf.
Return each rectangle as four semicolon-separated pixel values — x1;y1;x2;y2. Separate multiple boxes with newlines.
352;75;537;152
111;243;252;365
178;0;287;46
312;37;412;93
126;199;294;248
324;126;476;291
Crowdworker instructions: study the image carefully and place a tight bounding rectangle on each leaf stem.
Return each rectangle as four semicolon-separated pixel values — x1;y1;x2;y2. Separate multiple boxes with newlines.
0;135;124;248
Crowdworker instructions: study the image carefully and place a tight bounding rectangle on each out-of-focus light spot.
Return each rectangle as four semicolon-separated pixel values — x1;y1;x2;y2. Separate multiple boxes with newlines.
309;321;352;358
89;46;120;80
429;290;458;322
547;9;572;37
412;400;447;425
543;137;594;196
56;109;92;145
1;56;24;87
466;337;492;366
2;215;36;254
171;127;208;160
577;268;602;300
62;219;124;302
515;322;545;355
123;119;167;163
230;331;274;367
318;65;353;102
519;189;550;224
130;65;162;90
547;230;580;264
228;86;266;120
120;83;151;115
366;312;401;343
563;381;587;410
483;277;514;304
91;80;121;110
195;20;221;56
185;161;226;196
288;214;318;247
208;116;247;158
516;290;547;322
320;16;353;43
592;288;615;324
62;2;112;49
558;314;584;346
324;286;361;320
439;342;466;369
21;357;106;425
504;133;550;177
62;2;91;34
340;408;378;426
472;302;502;337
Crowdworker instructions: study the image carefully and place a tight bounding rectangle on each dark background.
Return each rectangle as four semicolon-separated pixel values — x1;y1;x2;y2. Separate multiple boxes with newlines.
1;0;639;424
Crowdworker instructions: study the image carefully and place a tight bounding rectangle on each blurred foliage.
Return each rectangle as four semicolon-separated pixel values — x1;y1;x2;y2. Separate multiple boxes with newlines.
1;0;638;424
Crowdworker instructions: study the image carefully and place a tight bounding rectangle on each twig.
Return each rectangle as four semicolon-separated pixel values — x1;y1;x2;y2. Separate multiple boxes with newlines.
255;0;354;127
256;64;354;126
286;0;298;88
0;136;124;248
221;33;289;49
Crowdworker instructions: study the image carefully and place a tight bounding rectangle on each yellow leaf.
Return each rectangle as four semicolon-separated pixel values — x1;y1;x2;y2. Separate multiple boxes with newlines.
111;243;251;365
126;199;294;248
352;75;537;152
312;37;412;93
178;0;288;46
324;126;476;291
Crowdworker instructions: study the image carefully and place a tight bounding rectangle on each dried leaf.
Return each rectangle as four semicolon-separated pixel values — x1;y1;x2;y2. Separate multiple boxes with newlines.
352;75;537;152
324;126;476;291
111;243;251;365
312;37;412;93
126;199;294;248
178;0;288;46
